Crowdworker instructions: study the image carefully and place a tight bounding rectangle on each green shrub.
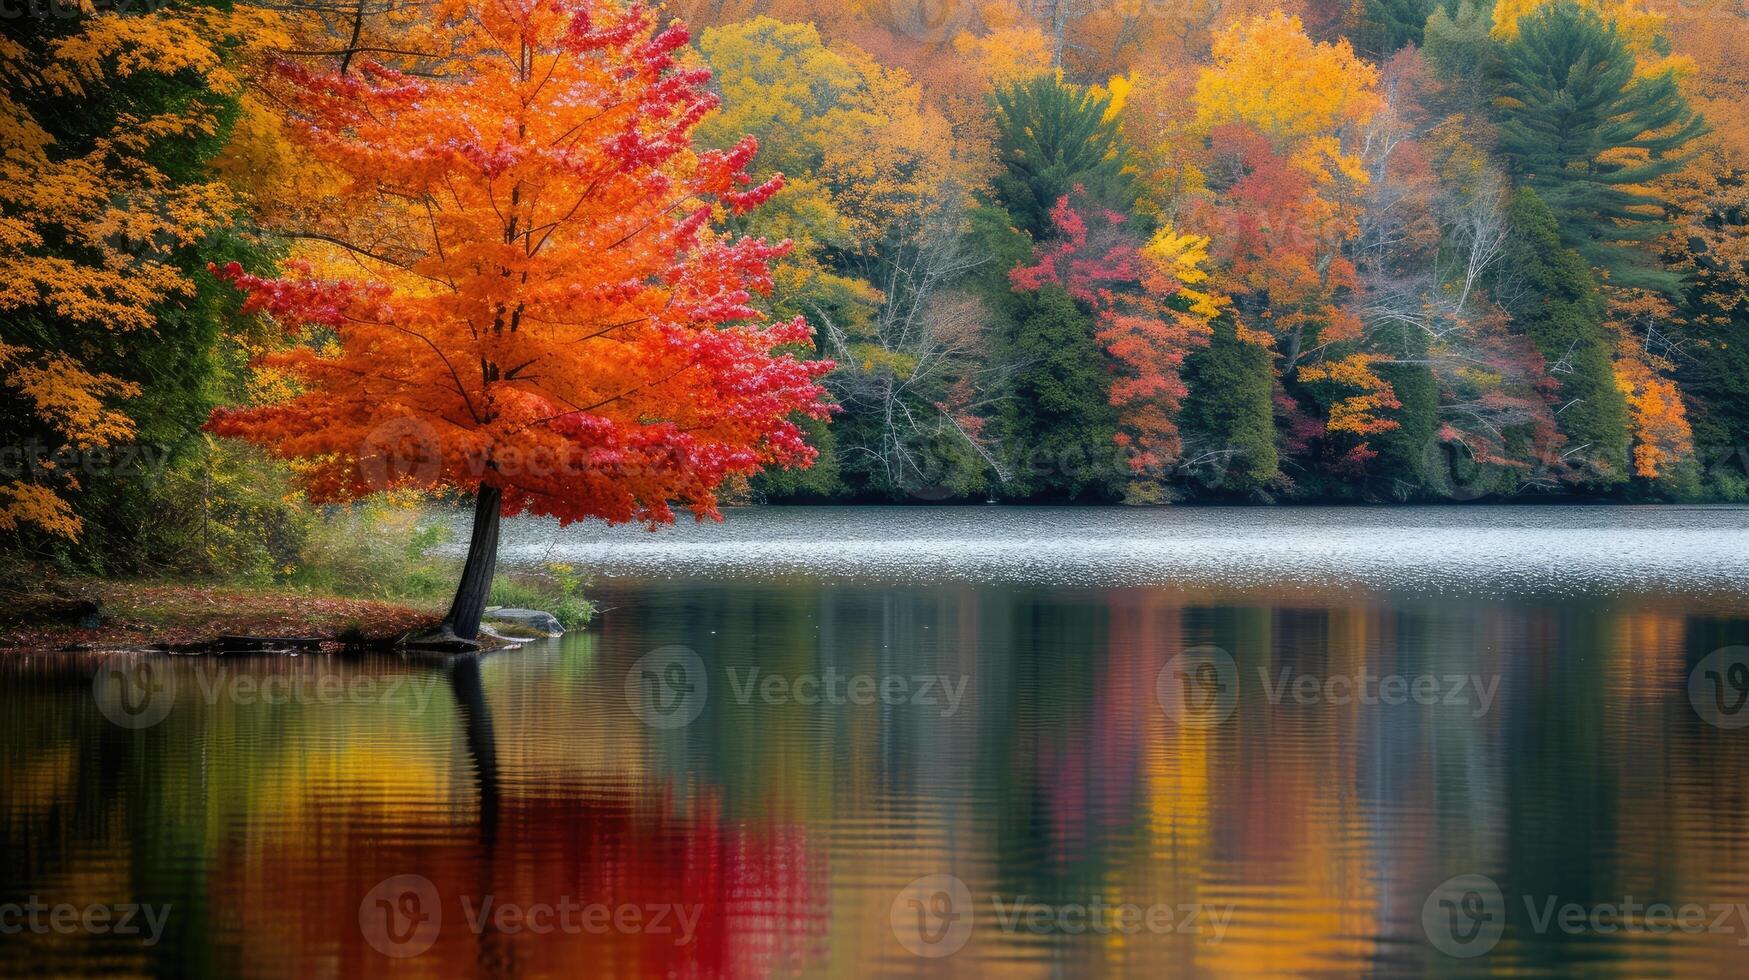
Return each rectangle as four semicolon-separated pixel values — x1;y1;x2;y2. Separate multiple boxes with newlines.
489;562;595;629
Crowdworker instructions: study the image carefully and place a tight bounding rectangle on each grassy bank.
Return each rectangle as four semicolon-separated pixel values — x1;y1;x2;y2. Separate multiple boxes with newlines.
1;504;593;651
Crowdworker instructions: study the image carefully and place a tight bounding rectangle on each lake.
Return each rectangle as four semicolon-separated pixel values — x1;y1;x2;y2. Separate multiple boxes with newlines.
5;505;1749;976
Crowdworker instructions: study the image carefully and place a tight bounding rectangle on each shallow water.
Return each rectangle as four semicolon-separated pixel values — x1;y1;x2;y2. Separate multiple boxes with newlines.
5;506;1749;977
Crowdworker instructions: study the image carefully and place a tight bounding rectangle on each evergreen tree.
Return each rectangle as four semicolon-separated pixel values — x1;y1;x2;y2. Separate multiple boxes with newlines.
1358;0;1440;56
1496;1;1707;293
1501;188;1631;486
1180;320;1279;496
997;285;1121;501
1423;0;1499;111
990;74;1135;240
1674;177;1749;499
1371;331;1440;497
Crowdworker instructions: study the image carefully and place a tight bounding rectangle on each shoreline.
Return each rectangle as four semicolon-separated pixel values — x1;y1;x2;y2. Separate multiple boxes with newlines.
1;581;444;654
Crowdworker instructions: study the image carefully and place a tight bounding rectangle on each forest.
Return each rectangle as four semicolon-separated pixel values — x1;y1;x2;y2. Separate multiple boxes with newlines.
4;0;1749;584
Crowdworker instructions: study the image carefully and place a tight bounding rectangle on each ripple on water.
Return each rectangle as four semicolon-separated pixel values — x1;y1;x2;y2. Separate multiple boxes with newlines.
453;504;1749;595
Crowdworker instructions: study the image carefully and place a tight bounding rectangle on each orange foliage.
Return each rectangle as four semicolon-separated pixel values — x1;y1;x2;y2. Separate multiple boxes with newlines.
1610;292;1695;479
207;0;834;527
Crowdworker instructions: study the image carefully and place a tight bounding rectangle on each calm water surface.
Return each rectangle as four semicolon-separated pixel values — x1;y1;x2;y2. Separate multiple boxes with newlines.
5;506;1749;977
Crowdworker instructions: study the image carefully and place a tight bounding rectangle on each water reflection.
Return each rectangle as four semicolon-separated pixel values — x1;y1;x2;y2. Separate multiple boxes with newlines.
3;578;1748;977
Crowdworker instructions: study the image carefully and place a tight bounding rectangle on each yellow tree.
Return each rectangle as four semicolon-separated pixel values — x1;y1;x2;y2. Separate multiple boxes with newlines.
0;8;255;538
1186;13;1392;445
695;16;963;341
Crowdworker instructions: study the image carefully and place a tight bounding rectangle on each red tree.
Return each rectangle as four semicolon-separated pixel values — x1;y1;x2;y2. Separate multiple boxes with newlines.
210;0;833;640
1012;192;1215;481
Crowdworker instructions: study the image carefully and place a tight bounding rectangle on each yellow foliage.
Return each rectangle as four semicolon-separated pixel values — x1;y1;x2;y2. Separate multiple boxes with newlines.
953;17;1054;88
1141;227;1228;321
1297;354;1402;436
1194;12;1381;183
1614;338;1694;479
698;18;959;252
1;9;252;538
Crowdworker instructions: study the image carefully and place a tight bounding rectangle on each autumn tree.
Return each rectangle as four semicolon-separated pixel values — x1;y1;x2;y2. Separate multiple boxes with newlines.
0;4;254;549
1175;13;1388;487
1011;193;1221;499
695;16;996;500
208;0;833;640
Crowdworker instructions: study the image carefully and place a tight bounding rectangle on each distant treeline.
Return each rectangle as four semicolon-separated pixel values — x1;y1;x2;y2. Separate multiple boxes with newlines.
4;0;1749;589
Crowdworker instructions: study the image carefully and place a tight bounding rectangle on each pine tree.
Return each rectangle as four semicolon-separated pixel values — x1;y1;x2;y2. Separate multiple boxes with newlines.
997;285;1121;500
1371;332;1440;497
990;74;1135;239
1180;319;1279;496
1357;0;1439;56
1496;1;1707;293
1501;188;1631;486
1423;1;1500;112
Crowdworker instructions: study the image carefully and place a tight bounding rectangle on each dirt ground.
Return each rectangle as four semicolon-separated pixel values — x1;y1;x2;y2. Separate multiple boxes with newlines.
1;581;444;652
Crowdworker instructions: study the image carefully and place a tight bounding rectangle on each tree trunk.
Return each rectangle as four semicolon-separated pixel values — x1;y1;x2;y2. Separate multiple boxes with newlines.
443;482;502;641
